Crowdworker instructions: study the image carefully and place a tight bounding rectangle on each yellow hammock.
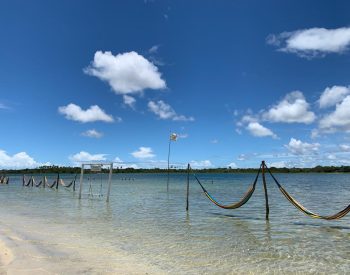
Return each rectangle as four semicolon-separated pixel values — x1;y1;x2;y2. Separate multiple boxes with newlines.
266;166;350;220
192;165;261;209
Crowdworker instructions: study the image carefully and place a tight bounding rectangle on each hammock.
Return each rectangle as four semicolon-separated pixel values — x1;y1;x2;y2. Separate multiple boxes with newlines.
46;177;57;188
23;175;32;187
59;174;77;188
266;166;350;220
191;164;261;209
32;177;43;187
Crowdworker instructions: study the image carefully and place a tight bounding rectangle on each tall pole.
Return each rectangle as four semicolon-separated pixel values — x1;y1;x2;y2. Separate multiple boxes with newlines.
262;161;270;220
186;163;190;211
167;136;171;192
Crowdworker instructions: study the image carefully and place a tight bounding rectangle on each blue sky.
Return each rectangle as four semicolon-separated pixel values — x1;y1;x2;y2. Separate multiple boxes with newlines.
1;0;350;169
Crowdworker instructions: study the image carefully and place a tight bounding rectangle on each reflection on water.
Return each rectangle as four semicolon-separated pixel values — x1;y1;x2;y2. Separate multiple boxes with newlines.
0;173;350;273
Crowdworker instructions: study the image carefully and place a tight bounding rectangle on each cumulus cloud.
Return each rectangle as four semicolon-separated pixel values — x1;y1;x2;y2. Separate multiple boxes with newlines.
123;95;136;109
148;100;194;121
285;138;320;155
84;51;166;94
319;85;350;108
246;122;277;138
267;27;350;58
319;95;350;133
190;160;212;168
263;91;315;124
131;147;155;159
0;150;44;169
69;151;107;164
81;129;103;138
58;103;115;123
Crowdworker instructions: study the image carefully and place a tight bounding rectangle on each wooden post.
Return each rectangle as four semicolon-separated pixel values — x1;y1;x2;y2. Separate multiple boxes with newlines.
43;176;45;188
79;164;84;199
186;163;190;211
55;173;59;189
261;161;270;220
106;163;113;202
31;176;33;187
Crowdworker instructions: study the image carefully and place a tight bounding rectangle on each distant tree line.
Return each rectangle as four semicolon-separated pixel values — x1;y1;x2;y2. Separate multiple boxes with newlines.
1;165;350;174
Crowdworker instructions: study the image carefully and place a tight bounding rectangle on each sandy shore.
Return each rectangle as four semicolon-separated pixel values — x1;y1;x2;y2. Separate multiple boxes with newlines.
0;222;164;275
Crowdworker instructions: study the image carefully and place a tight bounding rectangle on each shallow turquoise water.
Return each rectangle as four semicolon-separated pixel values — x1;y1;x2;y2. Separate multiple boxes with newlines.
0;173;349;273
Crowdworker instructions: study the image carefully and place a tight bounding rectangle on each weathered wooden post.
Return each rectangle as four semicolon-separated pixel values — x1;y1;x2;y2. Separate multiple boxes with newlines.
261;161;270;220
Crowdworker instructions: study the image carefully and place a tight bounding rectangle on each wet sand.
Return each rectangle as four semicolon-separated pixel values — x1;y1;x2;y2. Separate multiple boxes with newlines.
0;222;163;275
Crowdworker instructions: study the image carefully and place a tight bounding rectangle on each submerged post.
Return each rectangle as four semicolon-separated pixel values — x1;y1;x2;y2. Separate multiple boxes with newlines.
106;162;113;202
186;163;190;211
261;161;270;220
55;173;59;189
79;164;84;199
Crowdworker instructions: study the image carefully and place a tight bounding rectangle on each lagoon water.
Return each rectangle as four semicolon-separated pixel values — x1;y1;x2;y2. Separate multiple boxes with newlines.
0;173;349;274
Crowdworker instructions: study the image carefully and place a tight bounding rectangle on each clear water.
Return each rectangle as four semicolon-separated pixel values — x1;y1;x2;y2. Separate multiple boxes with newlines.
0;173;349;274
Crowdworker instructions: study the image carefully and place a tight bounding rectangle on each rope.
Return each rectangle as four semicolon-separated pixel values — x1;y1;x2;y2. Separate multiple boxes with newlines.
265;164;350;220
190;164;261;209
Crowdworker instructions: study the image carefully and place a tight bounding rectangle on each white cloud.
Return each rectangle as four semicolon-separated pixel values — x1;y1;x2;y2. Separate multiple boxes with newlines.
148;100;194;121
58;103;115;123
327;154;337;160
81;129;103;138
69;151;107;164
123;95;136;109
0;150;43;169
263;91;315;124
319;85;350;108
340;144;350;152
227;162;237;168
84;51;166;94
190;160;212;168
285;138;320;155
131;147;155;159
270;161;287;168
246;122;277;138
148;45;160;54
267;27;350;58
211;139;219;144
319;95;350;133
237;154;246;161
